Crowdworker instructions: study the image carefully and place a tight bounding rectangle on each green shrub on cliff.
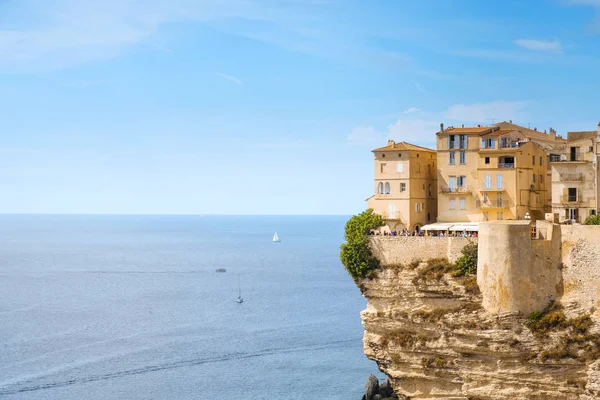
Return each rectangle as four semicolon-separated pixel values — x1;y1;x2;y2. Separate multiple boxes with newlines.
583;214;600;225
340;209;385;282
454;242;478;277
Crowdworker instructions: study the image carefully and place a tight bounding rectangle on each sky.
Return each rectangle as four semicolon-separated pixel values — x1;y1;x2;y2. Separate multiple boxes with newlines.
1;0;600;215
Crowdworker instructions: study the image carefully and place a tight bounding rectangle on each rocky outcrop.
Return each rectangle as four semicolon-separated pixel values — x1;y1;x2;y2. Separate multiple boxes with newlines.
359;262;600;400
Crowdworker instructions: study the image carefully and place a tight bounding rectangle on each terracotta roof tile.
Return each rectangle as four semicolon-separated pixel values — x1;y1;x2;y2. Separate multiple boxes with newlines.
371;141;436;153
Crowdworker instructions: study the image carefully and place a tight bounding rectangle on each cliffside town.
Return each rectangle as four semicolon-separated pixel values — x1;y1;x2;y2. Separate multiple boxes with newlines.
351;121;600;399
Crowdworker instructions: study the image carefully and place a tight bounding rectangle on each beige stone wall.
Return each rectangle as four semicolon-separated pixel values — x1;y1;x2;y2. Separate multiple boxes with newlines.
369;236;476;266
560;225;600;313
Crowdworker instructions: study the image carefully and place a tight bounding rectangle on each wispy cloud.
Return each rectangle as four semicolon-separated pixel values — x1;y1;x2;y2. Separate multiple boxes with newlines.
217;73;242;85
514;39;562;52
404;107;421;114
414;81;426;93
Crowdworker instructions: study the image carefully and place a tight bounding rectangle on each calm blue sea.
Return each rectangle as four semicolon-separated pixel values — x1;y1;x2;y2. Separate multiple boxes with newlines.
0;215;382;399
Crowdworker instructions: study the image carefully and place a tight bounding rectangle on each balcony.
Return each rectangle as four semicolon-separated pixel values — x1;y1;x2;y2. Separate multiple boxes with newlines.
476;199;508;209
560;194;583;204
480;184;505;191
559;173;584;182
498;163;515;169
553;153;585;162
439;185;472;194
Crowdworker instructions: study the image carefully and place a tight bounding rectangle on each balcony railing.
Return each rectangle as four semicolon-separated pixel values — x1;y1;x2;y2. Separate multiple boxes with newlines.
500;142;519;149
439;185;472;194
476;200;508;209
498;163;515;168
560;194;583;203
559;173;584;182
553;153;584;162
481;184;505;191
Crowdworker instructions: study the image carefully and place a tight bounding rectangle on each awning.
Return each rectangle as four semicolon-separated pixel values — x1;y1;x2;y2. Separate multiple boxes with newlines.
420;223;453;231
448;224;480;232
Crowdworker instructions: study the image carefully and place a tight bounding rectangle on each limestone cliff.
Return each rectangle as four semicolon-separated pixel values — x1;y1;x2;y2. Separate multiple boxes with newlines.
359;262;600;400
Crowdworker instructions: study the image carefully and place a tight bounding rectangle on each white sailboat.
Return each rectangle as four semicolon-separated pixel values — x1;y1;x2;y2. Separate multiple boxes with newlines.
273;232;280;242
234;275;243;304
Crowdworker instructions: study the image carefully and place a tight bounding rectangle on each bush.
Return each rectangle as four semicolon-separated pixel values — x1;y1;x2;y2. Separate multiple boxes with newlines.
340;209;385;281
454;242;478;277
583;214;600;225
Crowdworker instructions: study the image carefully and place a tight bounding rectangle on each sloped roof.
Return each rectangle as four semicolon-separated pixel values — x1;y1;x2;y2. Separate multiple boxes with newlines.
567;131;596;142
481;129;514;137
371;141;436;153
494;121;567;143
440;126;495;134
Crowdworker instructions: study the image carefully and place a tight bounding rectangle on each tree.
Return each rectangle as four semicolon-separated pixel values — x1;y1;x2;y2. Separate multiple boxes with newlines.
340;209;385;282
583;214;600;225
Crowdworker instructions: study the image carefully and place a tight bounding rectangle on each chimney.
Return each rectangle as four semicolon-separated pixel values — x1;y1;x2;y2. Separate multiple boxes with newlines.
478;124;481;127
509;120;512;124
550;128;556;139
440;123;444;132
387;140;395;146
462;124;464;128
534;127;537;131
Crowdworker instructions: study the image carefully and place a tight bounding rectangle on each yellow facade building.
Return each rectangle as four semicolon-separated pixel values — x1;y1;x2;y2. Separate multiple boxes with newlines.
366;140;437;232
550;126;600;223
436;122;566;222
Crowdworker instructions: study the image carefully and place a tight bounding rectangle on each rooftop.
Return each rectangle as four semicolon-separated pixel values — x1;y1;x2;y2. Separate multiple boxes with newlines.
371;140;436;153
567;131;597;142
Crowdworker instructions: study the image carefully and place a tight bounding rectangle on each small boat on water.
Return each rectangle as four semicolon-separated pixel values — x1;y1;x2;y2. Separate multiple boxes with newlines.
234;275;243;304
215;268;226;273
273;232;280;242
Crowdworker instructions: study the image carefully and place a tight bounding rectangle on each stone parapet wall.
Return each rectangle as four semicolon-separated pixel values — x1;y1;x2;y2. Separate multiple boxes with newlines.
560;225;600;313
369;236;476;266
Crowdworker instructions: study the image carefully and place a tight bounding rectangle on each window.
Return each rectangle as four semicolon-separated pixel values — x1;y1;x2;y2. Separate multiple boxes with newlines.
481;138;495;149
384;182;390;194
380;163;387;173
483;193;488;203
459;198;466;210
459;151;466;164
448;135;457;149
378;182;383;194
449;176;456;191
590;146;594;153
483;212;489;221
568;188;577;202
416;163;421;173
460;134;468;149
592;210;597;216
485;173;491;189
533;174;537;183
485;157;490;164
457;175;466;187
400;183;406;192
449;152;455;165
532;155;536;165
496;174;503;189
427;212;431;222
540;156;544;166
415;203;422;212
397;162;403;173
540;174;544;183
497;212;503;220
428;184;432;197
449;199;456;210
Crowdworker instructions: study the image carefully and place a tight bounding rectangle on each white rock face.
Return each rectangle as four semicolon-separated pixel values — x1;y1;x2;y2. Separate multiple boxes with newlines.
359;264;600;400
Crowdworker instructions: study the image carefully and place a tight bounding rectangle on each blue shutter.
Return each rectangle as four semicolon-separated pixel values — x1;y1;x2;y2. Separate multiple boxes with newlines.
485;174;491;189
497;174;503;189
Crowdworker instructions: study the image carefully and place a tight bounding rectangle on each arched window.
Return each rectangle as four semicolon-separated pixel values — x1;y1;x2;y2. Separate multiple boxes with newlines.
378;182;384;194
384;182;390;194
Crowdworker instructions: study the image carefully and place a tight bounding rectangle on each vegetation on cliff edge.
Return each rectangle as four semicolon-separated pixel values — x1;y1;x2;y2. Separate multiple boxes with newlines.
583;214;600;225
340;209;385;282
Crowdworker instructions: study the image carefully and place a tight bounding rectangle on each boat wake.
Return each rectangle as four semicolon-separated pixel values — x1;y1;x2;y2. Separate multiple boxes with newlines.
0;339;357;396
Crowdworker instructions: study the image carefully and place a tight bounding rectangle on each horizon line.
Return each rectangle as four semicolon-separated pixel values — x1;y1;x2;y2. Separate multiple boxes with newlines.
0;213;355;217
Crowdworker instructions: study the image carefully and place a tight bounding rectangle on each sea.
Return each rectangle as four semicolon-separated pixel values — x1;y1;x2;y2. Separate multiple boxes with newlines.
0;215;383;400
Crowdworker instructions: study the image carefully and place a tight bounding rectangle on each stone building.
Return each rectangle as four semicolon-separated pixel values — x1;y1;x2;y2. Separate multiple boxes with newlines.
435;121;566;222
550;124;600;223
366;140;437;232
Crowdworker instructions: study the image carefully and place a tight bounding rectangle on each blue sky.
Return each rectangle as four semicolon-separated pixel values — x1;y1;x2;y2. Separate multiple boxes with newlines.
1;0;599;215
